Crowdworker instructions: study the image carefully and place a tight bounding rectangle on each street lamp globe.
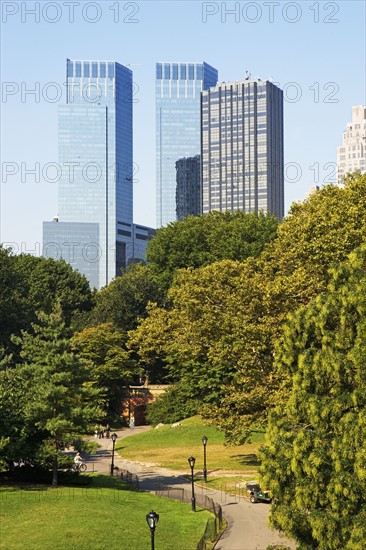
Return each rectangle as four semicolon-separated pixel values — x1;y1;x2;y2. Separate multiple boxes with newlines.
188;456;196;469
146;510;159;531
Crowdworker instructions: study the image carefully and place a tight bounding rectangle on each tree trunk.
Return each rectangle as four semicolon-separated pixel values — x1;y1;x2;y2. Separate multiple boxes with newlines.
52;453;58;486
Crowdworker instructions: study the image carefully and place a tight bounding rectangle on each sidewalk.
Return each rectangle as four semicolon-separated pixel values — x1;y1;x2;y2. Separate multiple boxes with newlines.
84;428;296;550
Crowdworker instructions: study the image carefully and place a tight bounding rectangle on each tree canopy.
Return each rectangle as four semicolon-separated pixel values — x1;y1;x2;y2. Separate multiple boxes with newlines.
129;173;366;439
86;263;164;336
260;244;366;549
146;210;279;289
71;323;140;405
0;249;94;353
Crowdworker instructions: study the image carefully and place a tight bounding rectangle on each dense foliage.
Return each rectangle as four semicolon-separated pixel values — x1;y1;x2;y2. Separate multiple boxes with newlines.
130;173;366;441
260;244;366;549
1;170;366;519
1;307;104;484
86;263;165;335
0;250;94;353
71;322;140;405
147;210;279;289
146;382;200;425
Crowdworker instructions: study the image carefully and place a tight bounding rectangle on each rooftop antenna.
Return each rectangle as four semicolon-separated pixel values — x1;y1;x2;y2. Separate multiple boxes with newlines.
244;70;251;80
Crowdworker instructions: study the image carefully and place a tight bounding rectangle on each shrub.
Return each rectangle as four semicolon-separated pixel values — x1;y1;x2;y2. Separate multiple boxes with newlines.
146;383;200;425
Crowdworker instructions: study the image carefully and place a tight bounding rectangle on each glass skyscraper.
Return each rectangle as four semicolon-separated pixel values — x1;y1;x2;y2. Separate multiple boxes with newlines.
43;59;134;289
156;62;218;227
201;79;284;220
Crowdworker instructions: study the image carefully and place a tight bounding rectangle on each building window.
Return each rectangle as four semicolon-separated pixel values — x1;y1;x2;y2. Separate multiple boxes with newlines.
188;64;194;80
75;62;81;77
164;64;171;79
172;64;178;80
180;64;187;79
83;62;90;78
67;60;73;77
92;62;98;77
108;63;115;78
156;63;162;79
100;63;106;78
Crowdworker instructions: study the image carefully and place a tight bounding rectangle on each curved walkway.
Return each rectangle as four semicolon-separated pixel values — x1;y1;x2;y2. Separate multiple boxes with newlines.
84;427;296;550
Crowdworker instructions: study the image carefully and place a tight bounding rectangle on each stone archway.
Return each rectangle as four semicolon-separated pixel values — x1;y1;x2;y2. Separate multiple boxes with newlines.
120;385;169;425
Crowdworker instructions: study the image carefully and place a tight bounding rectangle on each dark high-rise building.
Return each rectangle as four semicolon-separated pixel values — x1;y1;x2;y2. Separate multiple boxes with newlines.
156;61;218;227
176;155;201;220
201;78;284;220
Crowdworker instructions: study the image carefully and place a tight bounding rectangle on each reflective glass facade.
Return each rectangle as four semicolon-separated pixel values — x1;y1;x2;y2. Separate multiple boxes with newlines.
43;59;133;289
43;221;100;289
156;62;218;227
201;80;284;220
176;155;201;220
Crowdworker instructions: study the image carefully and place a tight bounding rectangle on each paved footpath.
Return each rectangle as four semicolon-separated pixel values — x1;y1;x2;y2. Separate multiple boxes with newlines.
83;427;296;550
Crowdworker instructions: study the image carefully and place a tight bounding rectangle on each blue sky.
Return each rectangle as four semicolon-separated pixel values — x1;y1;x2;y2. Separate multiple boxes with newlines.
1;0;365;250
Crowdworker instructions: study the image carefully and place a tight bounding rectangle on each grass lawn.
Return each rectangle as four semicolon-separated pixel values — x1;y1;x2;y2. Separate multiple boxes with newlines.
0;476;212;550
116;416;264;473
201;476;259;495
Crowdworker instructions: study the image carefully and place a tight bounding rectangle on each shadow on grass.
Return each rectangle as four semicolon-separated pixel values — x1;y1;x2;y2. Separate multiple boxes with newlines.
0;471;132;491
230;453;260;467
86;474;131;490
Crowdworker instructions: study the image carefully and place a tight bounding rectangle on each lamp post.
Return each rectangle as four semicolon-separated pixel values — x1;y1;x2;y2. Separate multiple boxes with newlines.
110;432;118;476
188;456;196;512
146;510;159;550
202;436;208;483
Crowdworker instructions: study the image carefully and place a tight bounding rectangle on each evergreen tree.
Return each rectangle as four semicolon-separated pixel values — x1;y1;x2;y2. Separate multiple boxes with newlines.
260;244;366;549
10;306;104;485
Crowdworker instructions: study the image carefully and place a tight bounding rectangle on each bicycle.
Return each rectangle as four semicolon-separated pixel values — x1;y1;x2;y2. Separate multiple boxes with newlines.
72;462;87;473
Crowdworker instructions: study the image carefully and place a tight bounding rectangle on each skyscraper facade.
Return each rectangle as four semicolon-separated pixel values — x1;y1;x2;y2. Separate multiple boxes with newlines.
156;61;218;227
43;59;134;289
337;105;366;185
175;155;201;220
201;78;284;220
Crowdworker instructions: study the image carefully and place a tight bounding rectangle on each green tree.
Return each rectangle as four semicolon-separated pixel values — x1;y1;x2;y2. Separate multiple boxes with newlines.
14;254;94;329
146;211;279;289
0;355;30;470
0;247;28;348
9;306;103;485
129;259;277;418
260;245;366;549
0;250;94;355
88;263;164;336
72;323;140;405
146;381;200;425
130;173;366;442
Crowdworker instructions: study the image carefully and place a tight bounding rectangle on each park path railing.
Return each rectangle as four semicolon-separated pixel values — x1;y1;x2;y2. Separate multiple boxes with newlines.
119;468;139;489
155;485;224;550
119;469;224;550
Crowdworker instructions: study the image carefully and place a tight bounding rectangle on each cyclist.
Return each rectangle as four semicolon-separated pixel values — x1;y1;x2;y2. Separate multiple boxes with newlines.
74;452;83;469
